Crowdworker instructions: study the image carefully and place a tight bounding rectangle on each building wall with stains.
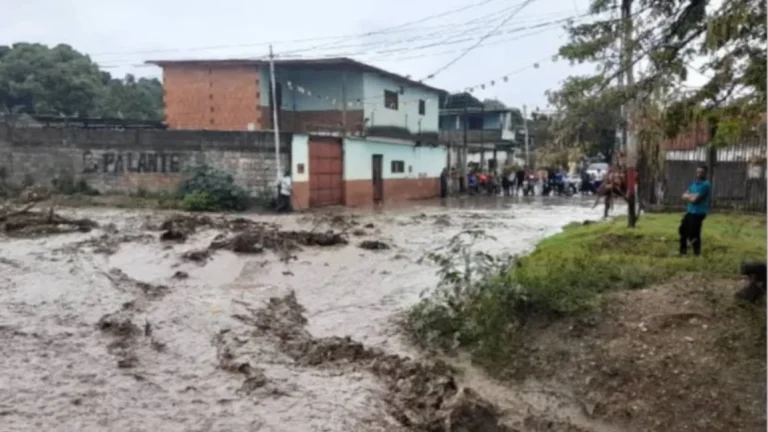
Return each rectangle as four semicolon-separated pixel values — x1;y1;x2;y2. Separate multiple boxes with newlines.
342;137;446;206
0;123;290;196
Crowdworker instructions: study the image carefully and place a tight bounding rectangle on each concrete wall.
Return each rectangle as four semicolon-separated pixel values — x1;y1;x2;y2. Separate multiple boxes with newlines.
343;137;446;206
362;73;440;134
290;134;310;210
0;123;290;196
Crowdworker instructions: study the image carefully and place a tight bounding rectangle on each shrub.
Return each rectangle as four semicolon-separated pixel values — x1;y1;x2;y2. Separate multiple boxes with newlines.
177;166;249;212
51;174;99;195
405;230;527;359
182;191;217;212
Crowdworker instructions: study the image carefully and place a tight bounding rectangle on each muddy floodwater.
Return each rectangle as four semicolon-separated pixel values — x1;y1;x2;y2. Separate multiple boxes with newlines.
0;196;613;431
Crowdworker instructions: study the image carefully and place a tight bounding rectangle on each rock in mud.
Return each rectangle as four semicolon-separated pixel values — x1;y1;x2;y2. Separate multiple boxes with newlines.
172;271;189;280
181;248;213;263
97;311;140;337
359;240;390;250
431;388;505;432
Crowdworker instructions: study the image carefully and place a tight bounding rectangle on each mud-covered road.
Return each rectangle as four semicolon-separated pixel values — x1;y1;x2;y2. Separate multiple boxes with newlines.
0;197;610;431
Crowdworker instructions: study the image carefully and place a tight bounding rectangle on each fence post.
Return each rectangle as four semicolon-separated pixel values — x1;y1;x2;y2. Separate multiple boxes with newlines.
707;145;717;209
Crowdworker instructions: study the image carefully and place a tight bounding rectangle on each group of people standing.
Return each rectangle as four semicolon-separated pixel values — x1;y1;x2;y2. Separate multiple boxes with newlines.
439;166;532;198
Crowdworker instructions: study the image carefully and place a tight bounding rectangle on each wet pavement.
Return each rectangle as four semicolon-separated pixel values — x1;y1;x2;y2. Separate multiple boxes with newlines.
0;196;615;431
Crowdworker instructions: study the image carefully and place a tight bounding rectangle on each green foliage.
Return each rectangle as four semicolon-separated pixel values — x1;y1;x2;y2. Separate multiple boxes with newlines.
515;213;766;314
0;43;162;119
51;173;99;195
552;0;766;149
182;191;217;212
405;230;525;360
405;214;766;364
177;166;249;212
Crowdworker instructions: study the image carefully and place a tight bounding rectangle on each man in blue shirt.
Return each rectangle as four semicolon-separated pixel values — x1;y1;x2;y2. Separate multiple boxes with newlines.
679;165;711;256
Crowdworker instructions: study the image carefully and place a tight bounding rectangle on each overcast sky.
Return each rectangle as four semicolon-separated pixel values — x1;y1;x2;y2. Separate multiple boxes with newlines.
2;0;709;110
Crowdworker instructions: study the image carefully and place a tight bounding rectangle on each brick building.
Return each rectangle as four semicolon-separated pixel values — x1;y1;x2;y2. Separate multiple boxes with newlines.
147;57;450;208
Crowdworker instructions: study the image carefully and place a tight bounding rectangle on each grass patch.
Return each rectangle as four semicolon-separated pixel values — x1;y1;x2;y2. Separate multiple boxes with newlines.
516;213;766;313
404;213;766;366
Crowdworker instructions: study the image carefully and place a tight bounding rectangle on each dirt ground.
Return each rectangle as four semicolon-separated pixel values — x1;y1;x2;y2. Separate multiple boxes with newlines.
493;274;766;432
0;197;609;431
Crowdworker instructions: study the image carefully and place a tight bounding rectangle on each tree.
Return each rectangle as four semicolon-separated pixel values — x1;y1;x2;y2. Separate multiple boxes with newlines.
482;98;507;110
0;43;163;120
546;75;621;161
551;0;765;228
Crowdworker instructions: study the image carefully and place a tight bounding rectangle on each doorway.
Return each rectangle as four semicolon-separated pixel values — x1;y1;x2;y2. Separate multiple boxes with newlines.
372;154;383;203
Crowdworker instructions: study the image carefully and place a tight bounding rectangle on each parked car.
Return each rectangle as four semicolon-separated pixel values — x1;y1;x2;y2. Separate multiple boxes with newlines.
586;162;609;181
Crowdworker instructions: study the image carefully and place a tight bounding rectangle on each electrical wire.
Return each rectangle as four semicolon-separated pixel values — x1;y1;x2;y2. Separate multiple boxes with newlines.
420;0;539;80
90;0;509;59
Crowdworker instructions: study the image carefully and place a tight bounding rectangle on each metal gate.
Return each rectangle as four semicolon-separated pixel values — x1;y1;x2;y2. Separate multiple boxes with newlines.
309;137;344;207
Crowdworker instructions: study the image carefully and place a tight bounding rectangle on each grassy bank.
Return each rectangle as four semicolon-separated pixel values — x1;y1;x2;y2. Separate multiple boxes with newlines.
405;213;766;364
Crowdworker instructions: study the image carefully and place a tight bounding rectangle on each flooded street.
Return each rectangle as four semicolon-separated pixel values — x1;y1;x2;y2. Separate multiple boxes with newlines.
0;197;610;431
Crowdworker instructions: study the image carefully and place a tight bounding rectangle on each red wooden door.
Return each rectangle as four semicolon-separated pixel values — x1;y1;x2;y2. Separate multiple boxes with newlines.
309;138;344;207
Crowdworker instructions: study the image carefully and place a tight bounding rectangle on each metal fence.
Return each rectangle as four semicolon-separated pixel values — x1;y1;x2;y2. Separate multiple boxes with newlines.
641;139;767;213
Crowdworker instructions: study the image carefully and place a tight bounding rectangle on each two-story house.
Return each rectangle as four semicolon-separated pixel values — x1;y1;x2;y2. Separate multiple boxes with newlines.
147;57;448;208
438;93;523;171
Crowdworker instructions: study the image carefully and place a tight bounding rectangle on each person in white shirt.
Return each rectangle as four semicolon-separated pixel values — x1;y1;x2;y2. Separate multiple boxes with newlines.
275;169;292;212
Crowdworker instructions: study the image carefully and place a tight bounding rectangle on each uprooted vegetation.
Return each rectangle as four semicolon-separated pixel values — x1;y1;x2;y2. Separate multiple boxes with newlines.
156;213;347;258
0;202;98;236
404;214;767;431
216;292;510;431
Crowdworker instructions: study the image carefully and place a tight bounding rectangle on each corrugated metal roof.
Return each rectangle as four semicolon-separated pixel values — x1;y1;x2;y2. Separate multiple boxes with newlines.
145;57;446;94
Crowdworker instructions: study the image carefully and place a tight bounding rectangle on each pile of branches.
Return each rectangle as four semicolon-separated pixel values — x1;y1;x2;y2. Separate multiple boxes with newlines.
0;202;97;236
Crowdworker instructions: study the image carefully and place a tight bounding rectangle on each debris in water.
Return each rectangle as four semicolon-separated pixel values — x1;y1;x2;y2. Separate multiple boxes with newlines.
172;271;189;280
359;240;390;250
229;292;511;431
0;203;97;236
158;214;214;242
106;268;170;299
181;249;212;263
433;215;452;226
210;227;346;256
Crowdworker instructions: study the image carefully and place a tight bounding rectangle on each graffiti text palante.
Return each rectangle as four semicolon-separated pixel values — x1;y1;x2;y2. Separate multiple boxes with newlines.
99;152;182;173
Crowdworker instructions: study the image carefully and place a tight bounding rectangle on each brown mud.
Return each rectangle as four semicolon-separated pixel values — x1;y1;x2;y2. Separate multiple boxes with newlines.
218;292;509;431
0;198;628;431
496;274;766;432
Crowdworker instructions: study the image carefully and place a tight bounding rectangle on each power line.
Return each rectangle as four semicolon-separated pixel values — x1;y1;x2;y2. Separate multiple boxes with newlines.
96;13;586;70
420;0;539;80
90;0;509;60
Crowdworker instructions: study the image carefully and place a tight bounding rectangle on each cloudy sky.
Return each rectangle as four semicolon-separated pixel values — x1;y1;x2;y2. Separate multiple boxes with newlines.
2;0;708;109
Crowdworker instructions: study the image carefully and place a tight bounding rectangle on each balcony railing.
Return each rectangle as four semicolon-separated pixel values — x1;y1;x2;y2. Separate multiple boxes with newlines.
439;129;508;144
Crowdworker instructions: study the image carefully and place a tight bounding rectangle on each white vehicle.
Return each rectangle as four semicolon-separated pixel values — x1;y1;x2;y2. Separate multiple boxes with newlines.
586;162;609;180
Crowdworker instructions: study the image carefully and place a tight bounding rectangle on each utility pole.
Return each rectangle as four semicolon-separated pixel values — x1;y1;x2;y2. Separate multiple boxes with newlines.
269;45;282;181
523;104;530;168
341;70;347;136
621;0;638;227
461;103;468;193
